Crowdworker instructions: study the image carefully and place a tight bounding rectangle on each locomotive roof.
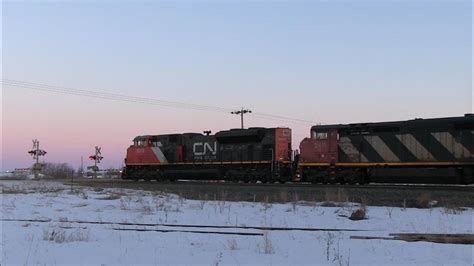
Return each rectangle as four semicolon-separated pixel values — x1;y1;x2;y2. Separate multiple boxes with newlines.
311;114;474;132
133;134;195;141
133;127;290;140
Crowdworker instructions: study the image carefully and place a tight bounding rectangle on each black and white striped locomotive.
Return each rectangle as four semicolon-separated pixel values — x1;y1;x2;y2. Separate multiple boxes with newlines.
299;114;474;184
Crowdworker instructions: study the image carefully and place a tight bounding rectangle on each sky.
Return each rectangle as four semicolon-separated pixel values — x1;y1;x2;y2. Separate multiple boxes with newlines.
1;0;472;171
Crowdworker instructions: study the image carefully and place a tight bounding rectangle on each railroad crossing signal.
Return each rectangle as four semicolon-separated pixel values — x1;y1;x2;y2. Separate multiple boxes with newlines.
28;139;47;160
89;146;103;178
28;139;47;174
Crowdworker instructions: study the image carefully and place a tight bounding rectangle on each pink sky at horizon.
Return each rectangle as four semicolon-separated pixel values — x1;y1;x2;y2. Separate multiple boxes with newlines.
2;88;318;171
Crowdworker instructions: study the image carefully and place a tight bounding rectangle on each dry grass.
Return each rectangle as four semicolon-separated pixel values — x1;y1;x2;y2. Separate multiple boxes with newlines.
261;231;274;254
2;184;64;194
227;239;238;250
323;232;335;261
321;189;348;207
72;203;88;208
68;189;88;199
279;191;289;202
36;186;64;194
442;204;466;215
386;207;394;219
292;194;299;212
1;184;28;194
98;193;122;200
262;195;272;211
43;228;89;243
199;193;208;209
120;196;132;210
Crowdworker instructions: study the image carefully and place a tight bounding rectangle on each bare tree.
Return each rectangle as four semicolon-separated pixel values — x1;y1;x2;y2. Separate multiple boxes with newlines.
41;163;75;179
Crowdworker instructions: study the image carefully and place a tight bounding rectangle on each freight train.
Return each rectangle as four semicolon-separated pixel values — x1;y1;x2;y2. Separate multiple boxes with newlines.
122;114;474;184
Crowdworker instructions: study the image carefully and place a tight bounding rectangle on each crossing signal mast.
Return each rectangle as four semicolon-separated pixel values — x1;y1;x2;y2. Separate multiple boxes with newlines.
88;146;103;178
28;139;47;177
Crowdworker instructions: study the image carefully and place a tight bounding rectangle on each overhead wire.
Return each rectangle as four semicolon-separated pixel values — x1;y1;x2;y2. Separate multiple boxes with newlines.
2;79;233;113
1;79;316;125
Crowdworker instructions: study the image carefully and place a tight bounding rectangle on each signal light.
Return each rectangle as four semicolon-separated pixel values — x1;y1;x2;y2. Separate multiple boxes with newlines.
89;155;103;162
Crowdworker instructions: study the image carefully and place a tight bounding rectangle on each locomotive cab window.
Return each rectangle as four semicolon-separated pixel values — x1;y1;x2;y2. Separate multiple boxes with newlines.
135;140;146;146
312;131;328;140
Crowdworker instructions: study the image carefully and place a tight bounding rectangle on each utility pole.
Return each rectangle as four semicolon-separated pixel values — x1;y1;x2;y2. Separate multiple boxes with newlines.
88;146;103;178
79;156;84;177
28;139;47;178
231;108;252;129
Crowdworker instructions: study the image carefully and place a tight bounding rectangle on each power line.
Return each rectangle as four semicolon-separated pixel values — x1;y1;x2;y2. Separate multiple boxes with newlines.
2;79;233;113
252;112;316;124
1;79;316;125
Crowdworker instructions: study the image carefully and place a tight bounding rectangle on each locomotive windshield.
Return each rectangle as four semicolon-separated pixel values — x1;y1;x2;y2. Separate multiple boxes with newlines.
312;131;328;140
133;136;148;147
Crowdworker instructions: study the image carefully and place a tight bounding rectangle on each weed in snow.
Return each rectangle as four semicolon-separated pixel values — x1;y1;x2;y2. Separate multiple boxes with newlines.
120;196;132;210
324;232;335;261
43;228;89;243
98;193;122;200
213;252;223;266
2;184;28;194
279;191;289;202
227;239;238;250
292;194;299;213
262;195;272;211
259;231;274;254
416;193;437;208
198;193;208;209
442;204;466;215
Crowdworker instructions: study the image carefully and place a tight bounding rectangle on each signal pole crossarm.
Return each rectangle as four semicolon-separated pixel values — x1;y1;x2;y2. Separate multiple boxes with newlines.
231;108;252;129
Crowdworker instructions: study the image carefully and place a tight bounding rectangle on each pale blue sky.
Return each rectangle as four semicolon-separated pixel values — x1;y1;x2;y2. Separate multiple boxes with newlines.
2;0;472;170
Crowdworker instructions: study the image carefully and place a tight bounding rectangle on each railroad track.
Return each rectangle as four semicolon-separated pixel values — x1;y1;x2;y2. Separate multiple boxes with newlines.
1;178;473;207
64;178;474;191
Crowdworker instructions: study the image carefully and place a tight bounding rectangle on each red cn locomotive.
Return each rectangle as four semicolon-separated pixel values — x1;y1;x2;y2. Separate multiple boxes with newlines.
123;127;292;182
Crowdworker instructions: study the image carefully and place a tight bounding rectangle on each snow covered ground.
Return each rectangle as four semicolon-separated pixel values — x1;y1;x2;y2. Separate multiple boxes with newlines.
1;180;472;265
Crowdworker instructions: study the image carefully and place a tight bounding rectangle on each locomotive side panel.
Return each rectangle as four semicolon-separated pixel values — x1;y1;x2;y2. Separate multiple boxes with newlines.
216;128;276;162
336;119;474;164
275;128;292;161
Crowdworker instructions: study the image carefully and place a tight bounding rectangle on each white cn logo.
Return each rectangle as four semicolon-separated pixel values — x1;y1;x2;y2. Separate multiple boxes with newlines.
193;142;217;156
